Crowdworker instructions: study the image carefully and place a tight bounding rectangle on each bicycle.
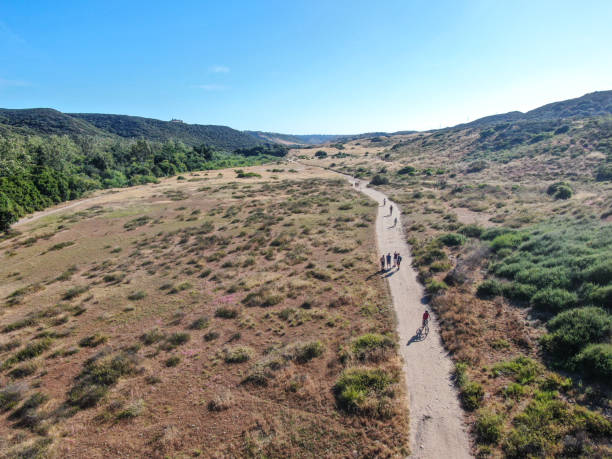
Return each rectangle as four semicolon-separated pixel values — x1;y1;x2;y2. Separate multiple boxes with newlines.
416;319;429;337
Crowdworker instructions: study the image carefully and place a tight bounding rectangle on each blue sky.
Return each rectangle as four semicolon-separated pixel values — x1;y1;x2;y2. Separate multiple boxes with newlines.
1;0;611;134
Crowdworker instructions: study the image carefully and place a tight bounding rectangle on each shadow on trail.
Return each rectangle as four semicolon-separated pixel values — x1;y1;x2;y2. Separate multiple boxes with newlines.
366;268;398;280
407;326;429;346
382;269;398;278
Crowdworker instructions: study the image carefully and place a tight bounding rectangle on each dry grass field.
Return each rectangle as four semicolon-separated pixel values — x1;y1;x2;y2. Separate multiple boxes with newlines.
0;165;409;458
293;124;612;458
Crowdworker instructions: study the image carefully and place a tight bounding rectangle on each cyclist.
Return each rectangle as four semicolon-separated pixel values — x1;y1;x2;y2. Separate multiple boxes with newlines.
422;310;430;328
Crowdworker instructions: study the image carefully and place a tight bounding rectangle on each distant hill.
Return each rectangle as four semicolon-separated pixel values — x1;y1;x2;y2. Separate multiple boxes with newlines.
0;109;262;151
71;113;262;149
456;90;612;130
245;131;343;145
0;108;107;137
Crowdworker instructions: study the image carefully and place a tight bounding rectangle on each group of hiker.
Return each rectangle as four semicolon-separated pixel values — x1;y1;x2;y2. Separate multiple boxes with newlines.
380;251;402;271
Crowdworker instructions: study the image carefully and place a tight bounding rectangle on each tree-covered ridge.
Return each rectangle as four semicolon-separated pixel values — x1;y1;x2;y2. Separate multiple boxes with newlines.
0;134;283;231
0;109;262;150
70;113;262;149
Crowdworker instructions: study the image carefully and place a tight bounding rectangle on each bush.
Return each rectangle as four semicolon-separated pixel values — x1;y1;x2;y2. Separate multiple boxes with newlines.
333;367;396;418
590;285;612;308
477;279;504;299
189;317;209;330
460;381;484;410
541;307;611;359
596;163;612;181
165;356;181;367
530;288;577;311
140;328;165;345
546;181;573;199
370;174;389;185
426;279;448;294
502;282;537;302
397;165;416;175
491;232;526;252
222;346;252;363
438;233;466;247
215;307;238;319
351;333;395;362
79;333;108;348
291;341;325;363
492;356;540;384
314;150;328;158
459;224;484;238
475;408;504;444
573;343;612;380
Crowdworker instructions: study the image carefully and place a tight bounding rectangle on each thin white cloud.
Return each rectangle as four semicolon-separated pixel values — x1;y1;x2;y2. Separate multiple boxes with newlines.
0;78;30;88
193;84;228;91
209;65;230;73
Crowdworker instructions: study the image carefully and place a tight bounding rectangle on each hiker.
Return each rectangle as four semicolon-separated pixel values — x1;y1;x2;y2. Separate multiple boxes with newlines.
390;205;393;215
393;251;398;266
386;252;392;267
422;310;430;328
394;217;398;227
397;254;402;269
380;255;385;271
383;198;386;206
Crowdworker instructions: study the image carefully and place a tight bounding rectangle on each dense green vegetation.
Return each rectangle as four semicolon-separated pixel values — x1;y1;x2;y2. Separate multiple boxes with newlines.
482;218;612;380
0;133;278;231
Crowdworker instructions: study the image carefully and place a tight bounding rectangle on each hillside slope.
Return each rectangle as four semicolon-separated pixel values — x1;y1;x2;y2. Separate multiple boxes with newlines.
71;113;262;149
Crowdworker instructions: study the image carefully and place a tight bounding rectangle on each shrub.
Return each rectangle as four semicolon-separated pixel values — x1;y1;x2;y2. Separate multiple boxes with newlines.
351;333;395;362
490;232;526;252
8;363;37;379
165;332;190;347
314;150;328;158
215;307;238;319
502;282;537;302
590;284;612;307
165;356;181;367
62;285;88;300
460;381;484;410
530;288;577;311
140;328;165;345
0;384;25;411
541;307;611;358
459;224;484;238
397;165;416;175
573;343;612;380
583;259;612;285
370;174;389;185
546;181;573;199
127;291;146;301
475;408;503;444
466;160;487;173
492;356;540;384
438;233;466;247
290;341;325;363
189;317;209;330
477;279;504;299
333;367;396;418
596;163;612;181
425;279;448;294
204;331;219;341
68;353;138;408
79;333;108;348
222;346;253;363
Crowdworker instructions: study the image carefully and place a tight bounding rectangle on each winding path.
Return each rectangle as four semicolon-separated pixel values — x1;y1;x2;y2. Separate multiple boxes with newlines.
354;179;473;459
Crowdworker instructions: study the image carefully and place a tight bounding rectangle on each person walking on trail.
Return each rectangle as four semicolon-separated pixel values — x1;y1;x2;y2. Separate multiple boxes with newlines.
394;217;398;227
389;204;393;215
422;310;430;328
383;198;386;206
393;251;398;266
386;252;392;268
380;255;386;271
397;254;402;269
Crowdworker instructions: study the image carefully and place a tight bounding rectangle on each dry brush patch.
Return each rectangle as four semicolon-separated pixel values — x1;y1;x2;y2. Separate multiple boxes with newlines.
0;167;409;457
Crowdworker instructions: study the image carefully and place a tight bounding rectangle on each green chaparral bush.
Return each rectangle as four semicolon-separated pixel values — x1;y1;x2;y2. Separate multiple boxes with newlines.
541;307;612;365
482;219;612;382
438;232;466;247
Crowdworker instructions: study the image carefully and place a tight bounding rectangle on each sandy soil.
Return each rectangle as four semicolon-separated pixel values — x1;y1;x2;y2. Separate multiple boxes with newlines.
354;179;473;459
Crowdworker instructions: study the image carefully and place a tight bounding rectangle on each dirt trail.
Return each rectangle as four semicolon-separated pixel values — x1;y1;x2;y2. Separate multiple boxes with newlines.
354;179;472;459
